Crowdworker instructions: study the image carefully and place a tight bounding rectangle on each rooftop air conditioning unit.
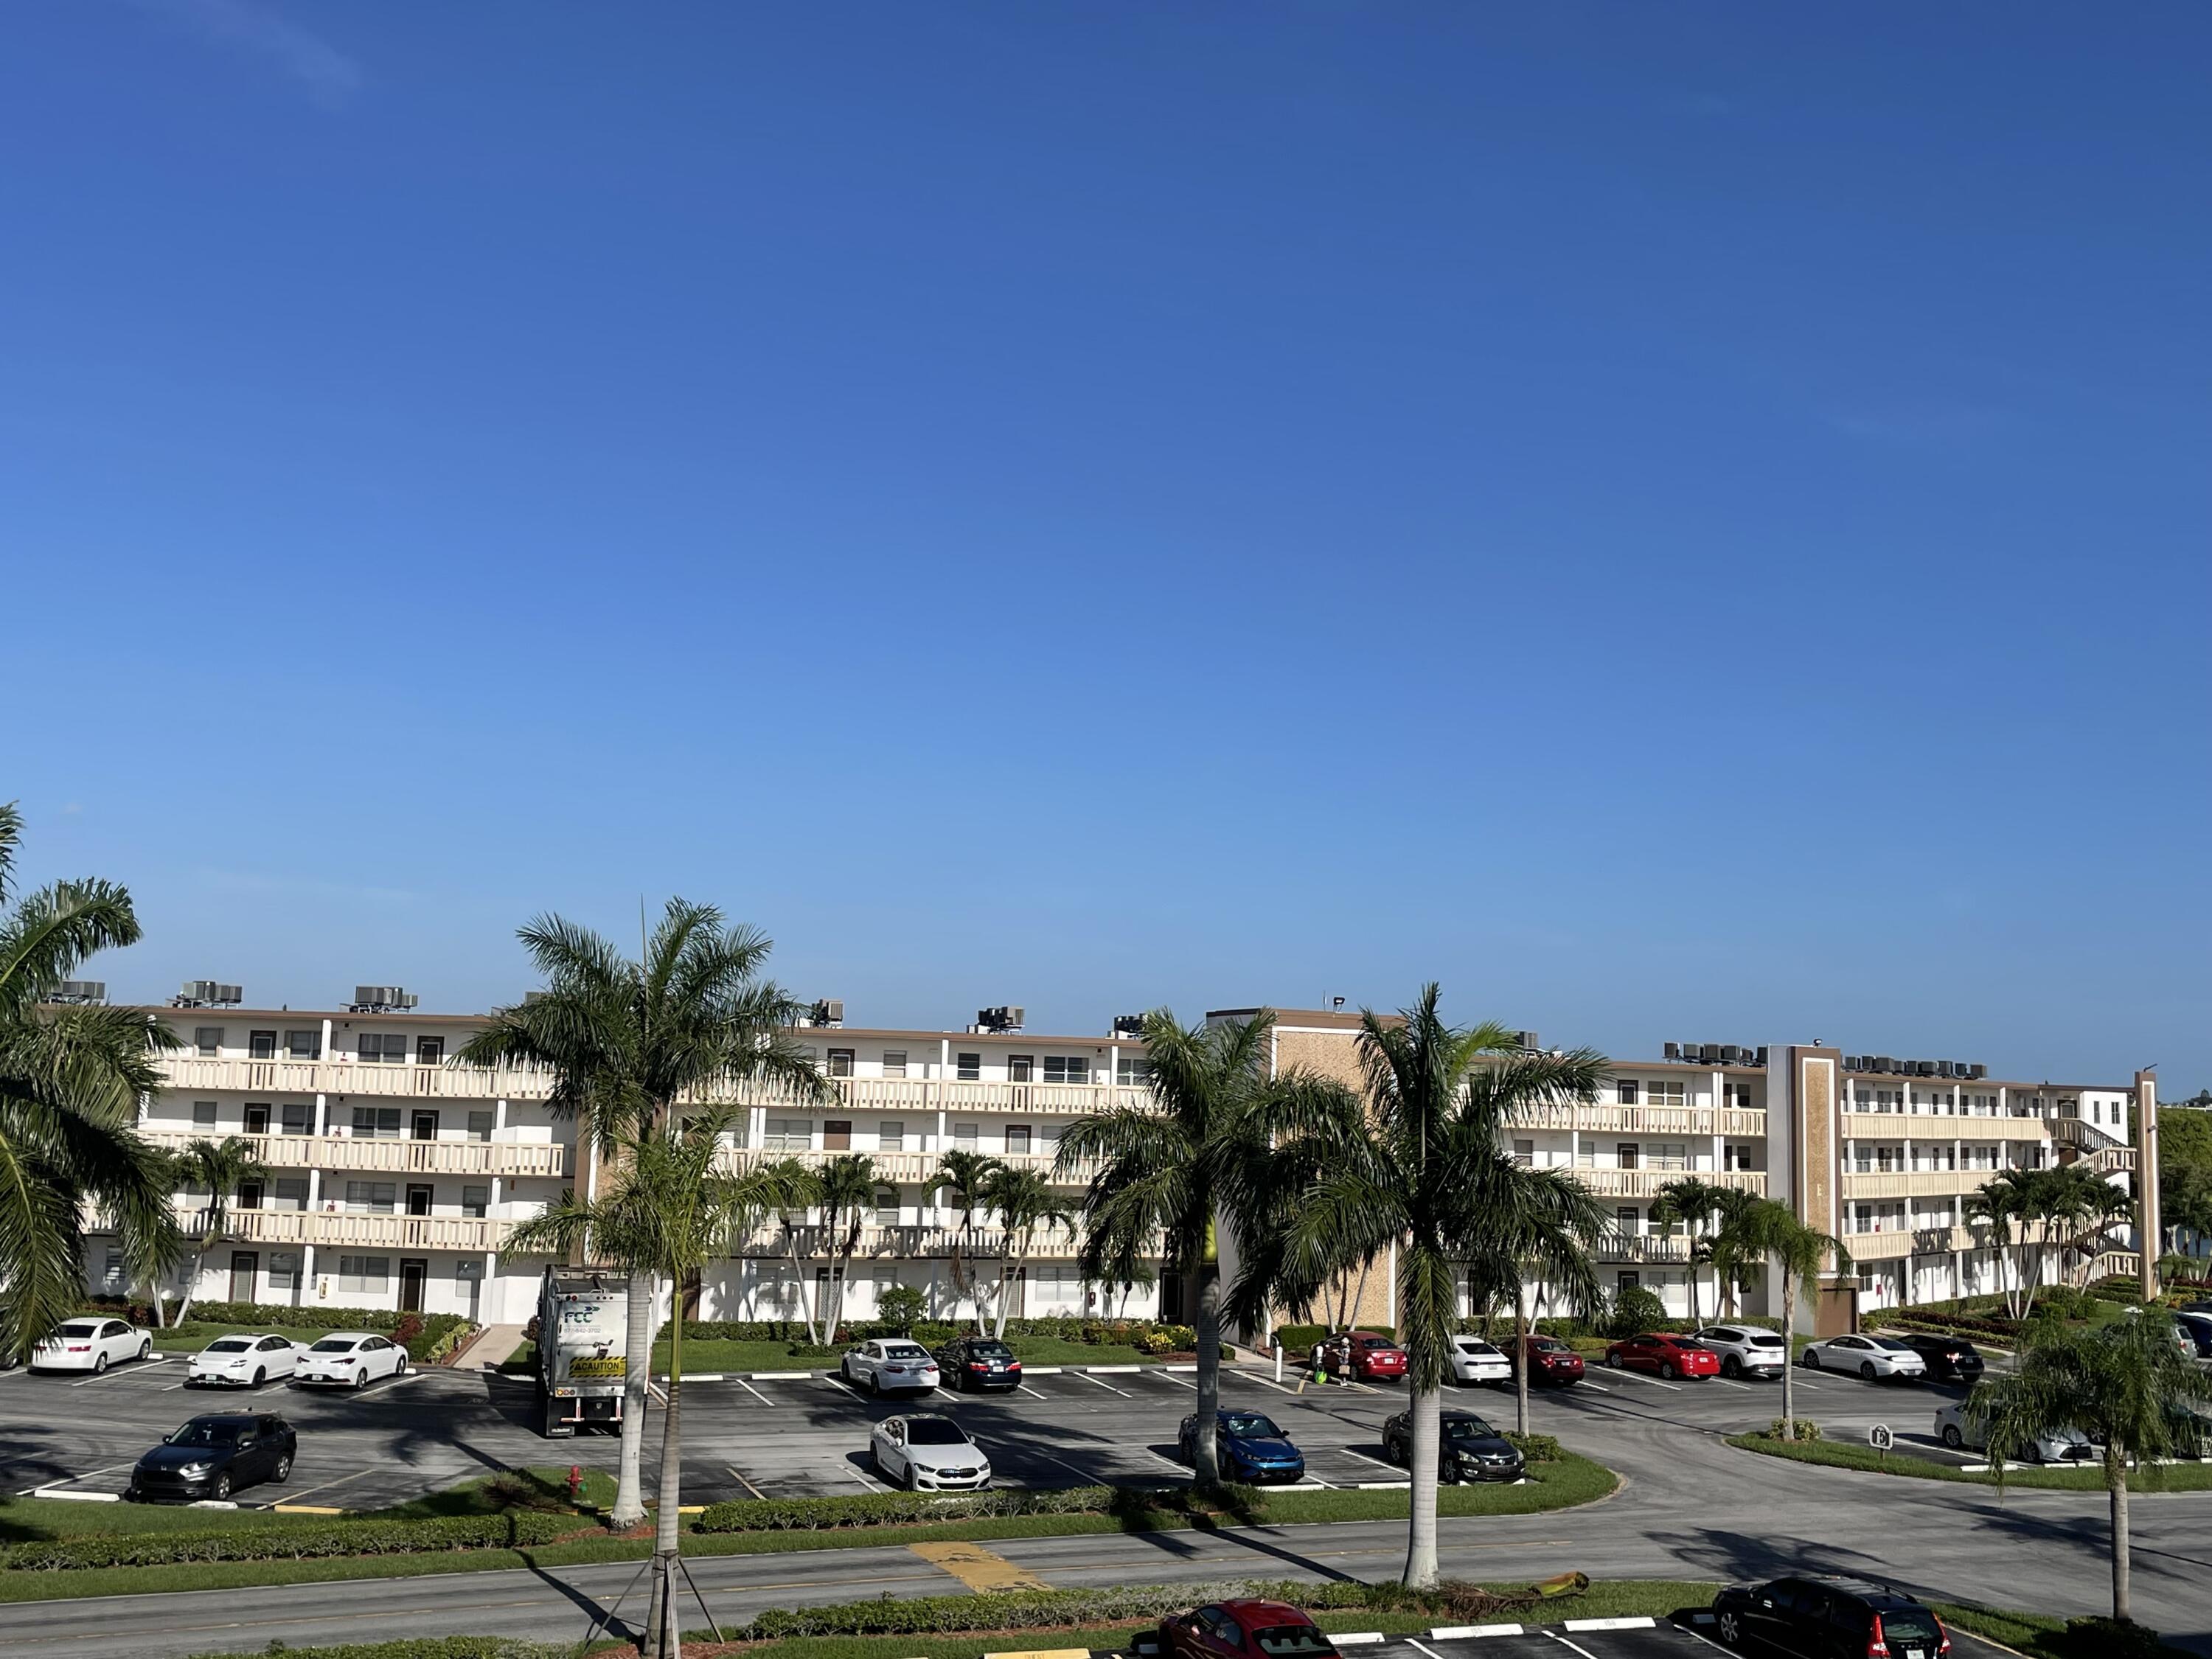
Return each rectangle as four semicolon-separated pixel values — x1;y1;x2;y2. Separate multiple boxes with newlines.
1873;1056;1895;1074
1719;1045;1745;1065
178;980;244;1007
808;999;845;1029
973;1006;1024;1034
1663;1042;1682;1061
1698;1043;1722;1065
1969;1063;1988;1080
1111;1014;1146;1040
1753;1046;1769;1066
1914;1060;1938;1077
1514;1030;1542;1053
522;990;549;1004
350;986;420;1014
51;980;106;1005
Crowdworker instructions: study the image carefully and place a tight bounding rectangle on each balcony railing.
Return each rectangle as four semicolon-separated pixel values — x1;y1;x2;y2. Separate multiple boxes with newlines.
1843;1169;2024;1200
156;1057;555;1101
736;1222;1097;1261
1842;1111;2051;1143
1843;1225;1979;1261
1594;1234;1694;1264
165;1208;524;1253
139;1128;565;1179
1517;1102;1767;1138
1568;1169;1766;1200
713;1147;1100;1186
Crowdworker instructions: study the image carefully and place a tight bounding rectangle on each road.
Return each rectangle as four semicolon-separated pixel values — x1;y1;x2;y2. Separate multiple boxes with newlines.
4;1354;2211;1655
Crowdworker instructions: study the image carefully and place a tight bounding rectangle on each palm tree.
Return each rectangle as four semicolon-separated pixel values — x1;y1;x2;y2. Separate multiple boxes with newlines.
810;1153;895;1346
1059;1007;1332;1485
1701;1186;1763;1318
1733;1199;1851;1429
2157;1164;2212;1266
510;1106;795;1659
1230;987;1610;1588
456;900;821;1530
166;1137;273;1324
982;1164;1074;1340
1979;1311;2212;1625
0;803;184;1362
1649;1175;1729;1326
2045;1164;2132;1287
933;1148;1004;1332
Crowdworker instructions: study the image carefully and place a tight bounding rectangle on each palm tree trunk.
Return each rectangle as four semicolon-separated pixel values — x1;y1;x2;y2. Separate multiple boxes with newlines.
611;1270;653;1529
1193;1249;1222;1485
643;1315;686;1659
1351;1254;1372;1332
1686;1233;1702;1326
1513;1280;1531;1438
994;1234;1027;1342
780;1228;820;1345
1780;1270;1797;1430
1402;1382;1442;1587
2109;1458;2131;1623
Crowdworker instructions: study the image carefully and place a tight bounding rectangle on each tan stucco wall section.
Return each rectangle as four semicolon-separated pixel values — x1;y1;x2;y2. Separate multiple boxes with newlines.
1267;1025;1398;1332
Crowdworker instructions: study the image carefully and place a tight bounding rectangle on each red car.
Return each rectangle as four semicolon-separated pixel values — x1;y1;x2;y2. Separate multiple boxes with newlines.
1314;1331;1408;1382
1605;1332;1719;1381
1157;1599;1338;1659
1514;1333;1585;1385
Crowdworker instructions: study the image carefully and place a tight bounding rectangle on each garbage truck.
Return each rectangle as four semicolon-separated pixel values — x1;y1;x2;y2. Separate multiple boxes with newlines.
535;1267;627;1437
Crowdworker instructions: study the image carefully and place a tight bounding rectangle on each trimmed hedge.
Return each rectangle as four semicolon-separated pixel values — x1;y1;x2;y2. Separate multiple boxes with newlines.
693;1483;1253;1534
0;1512;574;1573
189;1644;564;1659
1271;1324;1397;1350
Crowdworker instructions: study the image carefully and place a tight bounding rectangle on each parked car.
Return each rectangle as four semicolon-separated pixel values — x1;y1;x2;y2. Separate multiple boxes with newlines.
129;1413;296;1503
1890;1331;1986;1384
933;1335;1023;1393
1690;1324;1787;1380
1512;1333;1585;1385
1447;1334;1512;1386
1381;1408;1525;1483
1933;1401;2096;1463
1800;1333;1927;1382
867;1412;991;1490
1604;1332;1719;1381
1314;1331;1408;1382
187;1332;304;1388
1713;1574;1950;1658
2175;1311;2212;1360
1156;1599;1338;1659
291;1332;408;1388
1179;1409;1305;1484
30;1317;151;1375
841;1338;941;1394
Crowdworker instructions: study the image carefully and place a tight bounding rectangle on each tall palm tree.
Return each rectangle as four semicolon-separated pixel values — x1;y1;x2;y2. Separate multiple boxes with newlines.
511;1106;795;1659
810;1153;895;1346
933;1148;1004;1333
1059;1007;1334;1485
166;1136;274;1324
1649;1175;1729;1326
1700;1186;1762;1318
0;803;184;1362
2045;1164;2132;1287
1979;1312;2212;1625
456;901;820;1529
1733;1199;1851;1429
1966;1168;2058;1319
1230;987;1610;1588
982;1164;1074;1339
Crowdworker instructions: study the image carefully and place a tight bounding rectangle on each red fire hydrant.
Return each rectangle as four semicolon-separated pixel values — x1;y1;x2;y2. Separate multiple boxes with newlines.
567;1465;584;1503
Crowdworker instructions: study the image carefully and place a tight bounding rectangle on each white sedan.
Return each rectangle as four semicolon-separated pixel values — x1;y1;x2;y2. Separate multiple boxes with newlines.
1800;1333;1927;1381
291;1332;409;1388
188;1332;304;1388
1933;1402;2096;1464
1447;1335;1512;1386
30;1317;152;1374
840;1338;940;1394
869;1413;992;1490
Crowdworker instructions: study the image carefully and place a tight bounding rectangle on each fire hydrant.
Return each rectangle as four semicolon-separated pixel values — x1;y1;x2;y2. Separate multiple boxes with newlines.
567;1465;584;1503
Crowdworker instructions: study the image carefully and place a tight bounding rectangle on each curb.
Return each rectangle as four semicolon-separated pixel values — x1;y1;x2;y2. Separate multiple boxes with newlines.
1430;1624;1523;1638
28;1489;119;1503
1565;1617;1656;1632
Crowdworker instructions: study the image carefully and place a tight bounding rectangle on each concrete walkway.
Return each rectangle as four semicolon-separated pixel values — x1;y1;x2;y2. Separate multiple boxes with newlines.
449;1321;525;1370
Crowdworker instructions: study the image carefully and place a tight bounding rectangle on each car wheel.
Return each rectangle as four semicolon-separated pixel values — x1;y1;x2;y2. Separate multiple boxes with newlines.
211;1473;232;1500
1718;1610;1743;1647
1941;1425;1964;1449
869;1444;882;1472
1860;1362;1878;1381
272;1453;293;1484
1722;1356;1741;1379
902;1461;919;1492
355;1368;370;1389
869;1370;881;1396
1604;1352;1621;1368
395;1356;409;1377
93;1353;108;1375
1660;1363;1678;1381
1803;1352;1820;1370
137;1340;152;1363
252;1368;265;1386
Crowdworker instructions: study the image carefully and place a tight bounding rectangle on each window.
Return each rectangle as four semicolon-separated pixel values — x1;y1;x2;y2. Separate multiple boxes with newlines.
195;1026;224;1057
1647;1081;1686;1108
244;1102;271;1134
273;1178;310;1211
882;1051;907;1079
249;1029;277;1060
1007;1055;1033;1082
875;1189;902;1226
1616;1271;1641;1293
1043;1056;1089;1085
1725;1083;1754;1110
360;1033;410;1063
1615;1206;1641;1236
344;1181;397;1213
1116;1057;1152;1087
956;1052;981;1081
277;1102;309;1134
1005;1124;1032;1155
1649;1141;1688;1170
1512;1138;1534;1166
352;1106;402;1138
823;1120;853;1150
101;1248;126;1290
268;1252;300;1293
461;1185;489;1218
413;1035;442;1065
285;1029;321;1060
337;1255;391;1294
762;1117;813;1152
1724;1143;1754;1172
467;1110;494;1141
192;1100;218;1129
878;1120;905;1152
1617;1080;1640;1105
1616;1142;1641;1169
827;1048;855;1078
954;1121;979;1150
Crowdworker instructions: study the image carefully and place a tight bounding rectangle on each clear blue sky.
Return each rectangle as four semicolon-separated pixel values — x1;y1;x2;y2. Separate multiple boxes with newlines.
4;4;2206;1087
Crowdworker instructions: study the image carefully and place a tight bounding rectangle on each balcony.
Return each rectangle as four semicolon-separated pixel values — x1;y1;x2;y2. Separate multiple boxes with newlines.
717;1077;1155;1119
139;1128;565;1179
171;1208;524;1253
1842;1111;2050;1143
1517;1102;1767;1138
714;1147;1099;1186
158;1057;553;1102
737;1222;1095;1262
1844;1225;1978;1262
1595;1234;1694;1264
1570;1168;1766;1200
1843;1169;2017;1200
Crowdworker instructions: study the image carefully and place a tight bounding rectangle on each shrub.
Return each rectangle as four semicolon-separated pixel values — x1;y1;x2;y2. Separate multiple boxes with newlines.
1504;1432;1561;1464
186;1643;566;1659
0;1512;574;1572
2058;1615;2166;1658
1271;1324;1395;1351
786;1343;835;1359
1608;1286;1669;1340
1767;1417;1821;1443
877;1285;926;1331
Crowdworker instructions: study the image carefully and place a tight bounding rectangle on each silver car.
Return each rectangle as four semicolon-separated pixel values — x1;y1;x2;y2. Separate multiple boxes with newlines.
869;1413;992;1491
840;1338;940;1395
1933;1401;2096;1464
1800;1334;1926;1381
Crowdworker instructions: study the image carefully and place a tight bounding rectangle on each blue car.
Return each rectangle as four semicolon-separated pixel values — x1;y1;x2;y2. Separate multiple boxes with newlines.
1178;1409;1306;1484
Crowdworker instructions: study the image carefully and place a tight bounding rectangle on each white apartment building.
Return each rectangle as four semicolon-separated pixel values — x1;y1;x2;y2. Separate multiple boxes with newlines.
90;990;2157;1334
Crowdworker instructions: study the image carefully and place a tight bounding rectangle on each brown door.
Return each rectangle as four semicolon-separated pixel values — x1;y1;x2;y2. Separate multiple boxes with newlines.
406;1184;434;1217
411;1110;439;1141
229;1251;259;1303
823;1120;852;1150
244;1103;271;1135
398;1259;428;1312
415;1036;443;1067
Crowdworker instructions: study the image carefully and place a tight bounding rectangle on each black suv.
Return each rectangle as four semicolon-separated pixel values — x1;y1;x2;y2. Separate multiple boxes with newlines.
1891;1331;1985;1384
933;1335;1023;1393
1714;1575;1949;1658
1380;1409;1525;1484
130;1412;296;1503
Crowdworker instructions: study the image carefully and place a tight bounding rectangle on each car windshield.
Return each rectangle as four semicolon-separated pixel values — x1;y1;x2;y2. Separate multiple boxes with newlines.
883;1343;929;1360
1745;1331;1784;1345
1457;1340;1499;1354
1530;1337;1569;1352
1444;1417;1500;1440
310;1338;359;1352
905;1419;968;1445
1253;1627;1336;1658
1879;1610;1941;1645
167;1421;243;1447
55;1322;98;1338
206;1338;253;1353
1222;1412;1283;1439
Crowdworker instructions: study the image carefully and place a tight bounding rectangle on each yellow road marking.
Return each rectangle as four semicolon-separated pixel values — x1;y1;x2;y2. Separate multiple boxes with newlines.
908;1539;1048;1592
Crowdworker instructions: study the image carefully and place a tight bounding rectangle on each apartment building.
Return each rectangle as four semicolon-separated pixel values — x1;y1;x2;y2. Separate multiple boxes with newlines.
90;988;2156;1335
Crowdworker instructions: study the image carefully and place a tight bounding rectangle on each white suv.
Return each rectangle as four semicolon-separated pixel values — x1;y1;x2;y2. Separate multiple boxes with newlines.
1688;1324;1787;1380
1447;1335;1512;1385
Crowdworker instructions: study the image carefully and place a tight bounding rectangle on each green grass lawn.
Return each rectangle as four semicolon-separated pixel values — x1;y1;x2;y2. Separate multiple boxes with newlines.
649;1335;1159;1372
1728;1430;2212;1491
146;1323;334;1353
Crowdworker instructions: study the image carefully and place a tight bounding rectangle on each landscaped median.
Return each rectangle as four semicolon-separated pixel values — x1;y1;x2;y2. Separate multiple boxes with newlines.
1725;1429;2212;1491
0;1452;1615;1603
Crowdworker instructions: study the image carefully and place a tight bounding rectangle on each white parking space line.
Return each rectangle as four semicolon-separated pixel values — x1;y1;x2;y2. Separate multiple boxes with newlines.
1243;1374;1298;1394
1716;1378;1755;1391
1031;1450;1113;1486
1155;1371;1198;1390
848;1462;887;1493
1016;1383;1049;1399
1404;1640;1445;1659
1599;1368;1682;1391
734;1377;775;1407
725;1464;767;1500
1542;1630;1603;1659
1071;1371;1134;1398
273;1468;378;1506
1335;1445;1402;1474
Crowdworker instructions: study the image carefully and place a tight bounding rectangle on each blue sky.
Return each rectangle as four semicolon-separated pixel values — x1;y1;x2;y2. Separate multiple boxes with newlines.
4;4;2206;1086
